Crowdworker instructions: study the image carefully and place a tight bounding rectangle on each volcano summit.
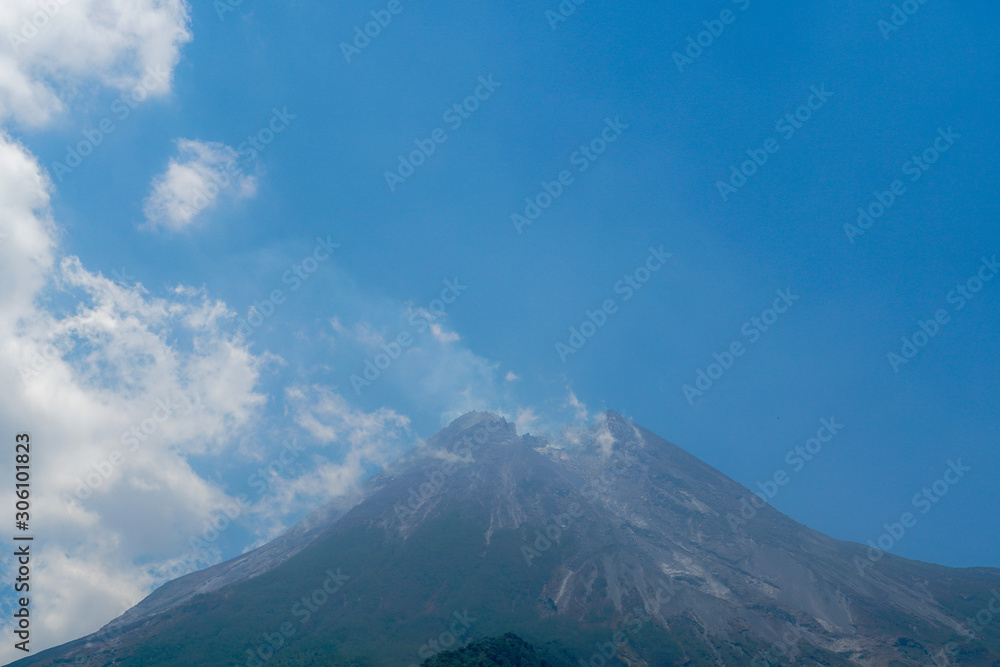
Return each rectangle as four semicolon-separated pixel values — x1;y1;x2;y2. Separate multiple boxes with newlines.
12;411;1000;666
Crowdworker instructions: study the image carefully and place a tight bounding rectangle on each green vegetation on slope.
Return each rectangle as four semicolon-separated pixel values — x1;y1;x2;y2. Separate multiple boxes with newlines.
421;633;551;666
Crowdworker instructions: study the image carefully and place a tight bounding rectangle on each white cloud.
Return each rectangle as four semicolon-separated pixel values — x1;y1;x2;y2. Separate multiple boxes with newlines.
0;131;556;659
514;406;540;434
344;303;504;422
429;321;460;343
0;14;547;656
243;387;413;538
142;139;257;231
565;390;589;423
0;131;270;663
0;132;433;658
0;0;192;126
352;320;386;347
0;121;502;662
0;130;57;318
0;5;288;660
289;385;410;453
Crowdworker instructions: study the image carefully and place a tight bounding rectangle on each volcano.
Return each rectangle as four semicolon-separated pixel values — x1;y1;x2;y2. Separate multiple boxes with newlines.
11;411;1000;666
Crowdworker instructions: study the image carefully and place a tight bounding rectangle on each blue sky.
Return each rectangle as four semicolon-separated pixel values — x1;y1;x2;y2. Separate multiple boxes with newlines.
1;0;999;658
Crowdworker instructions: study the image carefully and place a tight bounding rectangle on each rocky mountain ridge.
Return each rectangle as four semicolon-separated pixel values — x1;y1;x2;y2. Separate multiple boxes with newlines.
11;410;1000;666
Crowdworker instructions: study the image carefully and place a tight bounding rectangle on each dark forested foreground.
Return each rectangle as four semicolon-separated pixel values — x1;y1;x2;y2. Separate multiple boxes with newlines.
421;633;553;666
11;412;1000;666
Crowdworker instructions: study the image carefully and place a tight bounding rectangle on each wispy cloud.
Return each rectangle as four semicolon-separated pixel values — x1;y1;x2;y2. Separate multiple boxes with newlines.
0;0;191;126
142;139;257;231
0;129;272;659
565;390;589;423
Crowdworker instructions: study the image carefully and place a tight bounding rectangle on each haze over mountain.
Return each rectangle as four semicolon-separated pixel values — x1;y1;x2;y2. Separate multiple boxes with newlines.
10;411;1000;666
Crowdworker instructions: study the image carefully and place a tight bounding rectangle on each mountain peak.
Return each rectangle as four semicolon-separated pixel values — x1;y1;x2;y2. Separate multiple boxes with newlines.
440;410;516;440
17;410;1000;667
446;410;506;431
414;411;518;454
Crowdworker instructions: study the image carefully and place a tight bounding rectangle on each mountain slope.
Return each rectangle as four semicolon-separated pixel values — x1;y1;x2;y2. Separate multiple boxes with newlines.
11;411;1000;666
